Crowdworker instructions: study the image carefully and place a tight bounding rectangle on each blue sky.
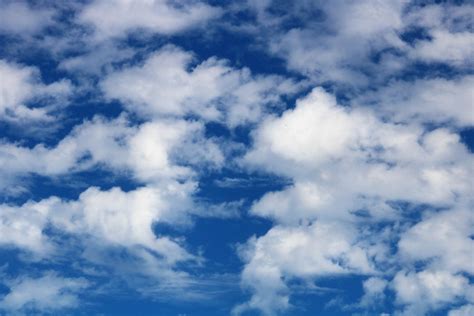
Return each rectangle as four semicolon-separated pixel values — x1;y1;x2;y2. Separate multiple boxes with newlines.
0;1;473;315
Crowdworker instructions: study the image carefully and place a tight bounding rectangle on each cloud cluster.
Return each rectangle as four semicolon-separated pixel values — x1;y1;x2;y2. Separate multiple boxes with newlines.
241;1;474;85
0;0;472;315
237;88;473;315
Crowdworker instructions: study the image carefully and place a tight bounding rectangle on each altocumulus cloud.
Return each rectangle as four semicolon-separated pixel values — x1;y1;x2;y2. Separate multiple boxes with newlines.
0;1;472;315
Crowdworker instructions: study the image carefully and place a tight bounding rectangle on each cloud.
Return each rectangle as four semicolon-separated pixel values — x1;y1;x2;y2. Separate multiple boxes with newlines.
234;220;375;315
406;3;474;66
238;87;473;315
78;0;221;40
101;45;301;127
0;115;223;194
354;76;474;127
0;272;89;313
392;270;472;315
359;277;388;307
245;88;471;223
449;304;474;316
398;207;474;275
0;1;54;35
237;1;473;86
0;60;72;121
0;198;57;256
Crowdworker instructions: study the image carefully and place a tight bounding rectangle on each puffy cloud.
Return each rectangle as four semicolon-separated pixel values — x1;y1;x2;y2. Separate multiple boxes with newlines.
0;184;194;258
360;277;388;307
0;182;204;299
0;198;57;256
398;207;474;275
238;87;473;314
101;45;301;127
245;88;472;223
411;30;474;66
355;76;474;127
240;1;473;85
406;3;474;66
0;272;89;313
392;270;472;315
0;60;72;121
449;304;474;316
235;221;375;315
0;1;54;35
0;115;223;193
242;0;408;84
78;0;221;40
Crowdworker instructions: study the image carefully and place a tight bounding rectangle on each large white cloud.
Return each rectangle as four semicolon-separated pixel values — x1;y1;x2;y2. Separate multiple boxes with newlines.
101;45;301;127
237;87;474;315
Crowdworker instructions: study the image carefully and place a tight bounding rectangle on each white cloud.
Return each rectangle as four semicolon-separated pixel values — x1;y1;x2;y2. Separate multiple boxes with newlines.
0;182;202;298
360;277;388;307
245;88;472;224
411;30;474;66
0;272;89;313
0;198;57;256
235;221;375;315
355;76;474;127
101;45;301;127
244;0;407;84
392;270;472;315
398;207;474;275
0;1;54;35
78;0;221;40
0;60;72;121
0;115;223;193
238;87;474;314
449;304;474;316
241;1;473;85
406;3;474;66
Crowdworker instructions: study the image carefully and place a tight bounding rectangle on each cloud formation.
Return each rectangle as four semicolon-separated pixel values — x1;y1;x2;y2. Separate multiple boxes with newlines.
0;0;472;315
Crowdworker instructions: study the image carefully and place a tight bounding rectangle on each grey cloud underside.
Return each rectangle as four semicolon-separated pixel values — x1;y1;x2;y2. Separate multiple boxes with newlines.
0;0;473;315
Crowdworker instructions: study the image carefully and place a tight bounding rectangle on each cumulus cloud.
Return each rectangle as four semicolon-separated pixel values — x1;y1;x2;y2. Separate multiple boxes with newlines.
0;115;223;193
354;76;474;127
238;87;473;315
0;1;54;35
238;1;473;85
78;0;221;40
0;272;89;313
234;221;375;315
0;60;72;121
392;270;472;315
0;0;472;314
101;45;301;127
406;3;474;66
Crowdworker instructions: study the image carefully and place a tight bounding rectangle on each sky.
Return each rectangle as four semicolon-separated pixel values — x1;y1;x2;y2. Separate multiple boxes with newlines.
0;0;473;315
